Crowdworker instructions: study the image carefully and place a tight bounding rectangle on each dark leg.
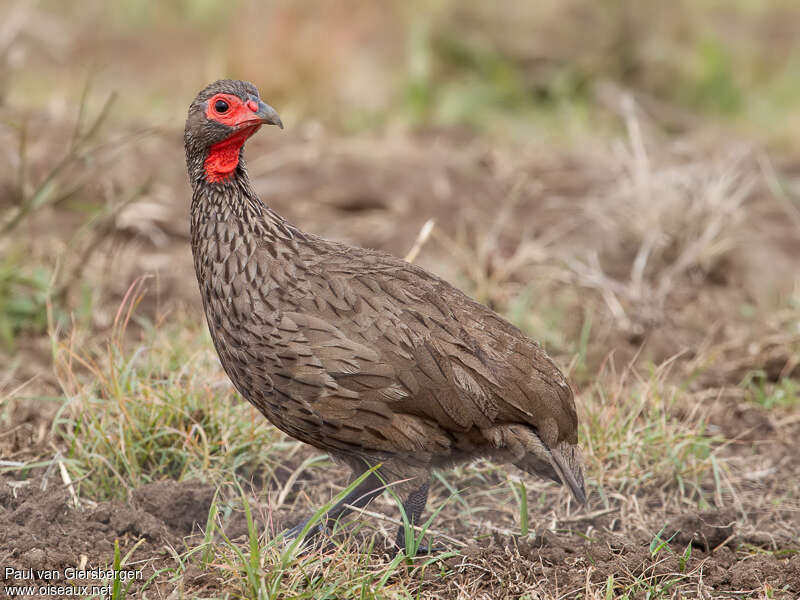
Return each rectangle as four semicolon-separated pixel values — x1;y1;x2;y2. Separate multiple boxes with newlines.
393;481;433;553
284;468;384;543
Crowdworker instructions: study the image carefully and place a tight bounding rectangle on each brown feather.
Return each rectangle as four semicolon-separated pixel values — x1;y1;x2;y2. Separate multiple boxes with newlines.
185;80;587;544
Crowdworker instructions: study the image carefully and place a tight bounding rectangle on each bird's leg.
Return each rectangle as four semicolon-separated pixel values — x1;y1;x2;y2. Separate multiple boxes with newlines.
394;481;441;555
283;468;384;545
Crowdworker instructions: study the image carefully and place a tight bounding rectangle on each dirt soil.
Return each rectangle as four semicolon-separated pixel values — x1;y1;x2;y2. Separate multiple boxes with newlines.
0;476;213;593
437;530;800;598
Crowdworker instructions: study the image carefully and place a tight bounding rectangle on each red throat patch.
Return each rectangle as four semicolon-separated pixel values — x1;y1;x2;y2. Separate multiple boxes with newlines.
203;125;260;183
202;92;264;183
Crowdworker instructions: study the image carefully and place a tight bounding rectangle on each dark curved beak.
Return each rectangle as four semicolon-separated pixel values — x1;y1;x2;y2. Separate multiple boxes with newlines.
254;98;283;129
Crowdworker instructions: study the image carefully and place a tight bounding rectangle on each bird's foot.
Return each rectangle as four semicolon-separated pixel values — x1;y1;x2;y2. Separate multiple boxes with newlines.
283;520;323;541
393;541;447;557
281;520;331;553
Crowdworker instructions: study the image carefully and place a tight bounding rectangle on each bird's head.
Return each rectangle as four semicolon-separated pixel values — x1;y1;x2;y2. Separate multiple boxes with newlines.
184;79;283;185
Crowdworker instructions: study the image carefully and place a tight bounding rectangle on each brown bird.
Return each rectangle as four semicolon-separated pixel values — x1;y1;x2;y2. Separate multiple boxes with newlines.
185;80;585;551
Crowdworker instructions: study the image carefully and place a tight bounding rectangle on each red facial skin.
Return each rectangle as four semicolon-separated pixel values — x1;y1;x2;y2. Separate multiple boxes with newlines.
204;93;262;183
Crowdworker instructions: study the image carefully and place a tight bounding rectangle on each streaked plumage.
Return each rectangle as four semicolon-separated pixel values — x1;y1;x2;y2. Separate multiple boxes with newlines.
185;80;585;550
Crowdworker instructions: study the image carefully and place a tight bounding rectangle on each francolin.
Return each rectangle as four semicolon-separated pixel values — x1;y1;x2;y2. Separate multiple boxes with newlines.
185;79;585;551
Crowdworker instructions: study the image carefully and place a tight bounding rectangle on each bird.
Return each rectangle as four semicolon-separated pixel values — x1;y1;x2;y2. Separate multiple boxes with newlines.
184;79;585;552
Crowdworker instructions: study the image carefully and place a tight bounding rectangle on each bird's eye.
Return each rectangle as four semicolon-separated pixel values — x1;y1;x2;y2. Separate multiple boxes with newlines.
214;99;229;113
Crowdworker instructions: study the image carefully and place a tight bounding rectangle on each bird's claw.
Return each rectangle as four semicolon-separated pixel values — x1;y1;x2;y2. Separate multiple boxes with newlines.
393;542;447;557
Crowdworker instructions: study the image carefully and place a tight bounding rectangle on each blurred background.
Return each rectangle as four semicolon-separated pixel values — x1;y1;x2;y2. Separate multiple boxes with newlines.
6;0;800;141
0;0;800;349
3;0;798;375
1;2;799;595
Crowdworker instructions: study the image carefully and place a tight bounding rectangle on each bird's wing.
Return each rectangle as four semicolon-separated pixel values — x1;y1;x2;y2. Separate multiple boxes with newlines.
271;239;579;461
332;256;579;448
265;307;452;459
294;264;503;430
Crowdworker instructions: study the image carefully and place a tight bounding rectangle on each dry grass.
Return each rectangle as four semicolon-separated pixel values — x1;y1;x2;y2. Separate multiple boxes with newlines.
565;99;755;335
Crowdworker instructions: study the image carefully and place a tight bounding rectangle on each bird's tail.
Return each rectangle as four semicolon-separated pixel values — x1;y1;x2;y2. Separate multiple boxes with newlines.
502;426;586;504
547;442;586;504
487;424;586;504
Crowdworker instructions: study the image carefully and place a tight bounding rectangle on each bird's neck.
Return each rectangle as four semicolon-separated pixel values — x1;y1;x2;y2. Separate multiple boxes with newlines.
188;154;309;326
189;157;303;250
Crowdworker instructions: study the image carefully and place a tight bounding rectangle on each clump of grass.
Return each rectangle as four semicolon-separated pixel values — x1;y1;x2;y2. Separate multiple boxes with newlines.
175;474;459;600
742;373;799;410
581;360;727;507
566;104;754;335
51;282;295;500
